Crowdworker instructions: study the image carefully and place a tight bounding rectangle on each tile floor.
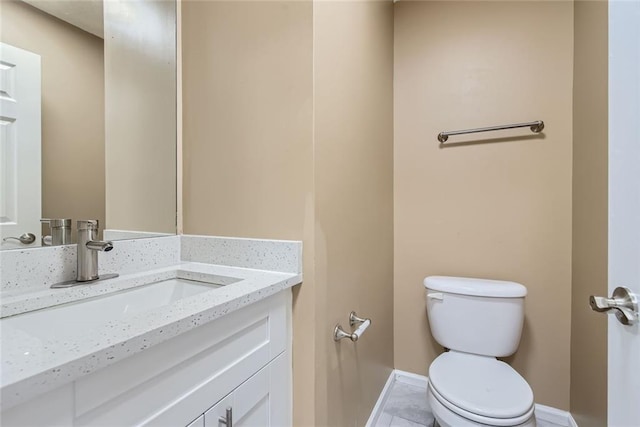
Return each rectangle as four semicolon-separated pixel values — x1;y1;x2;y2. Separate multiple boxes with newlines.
374;381;434;427
374;380;566;427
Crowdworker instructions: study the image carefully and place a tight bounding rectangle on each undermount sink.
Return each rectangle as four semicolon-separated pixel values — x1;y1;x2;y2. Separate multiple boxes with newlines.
0;279;223;341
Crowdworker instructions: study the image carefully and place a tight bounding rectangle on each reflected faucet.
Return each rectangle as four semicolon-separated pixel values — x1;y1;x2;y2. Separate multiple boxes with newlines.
77;220;114;282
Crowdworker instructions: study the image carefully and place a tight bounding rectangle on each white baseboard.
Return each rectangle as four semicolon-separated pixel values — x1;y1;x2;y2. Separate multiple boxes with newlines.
366;370;579;427
365;370;429;427
569;414;579;427
394;369;429;388
535;404;579;427
365;370;397;427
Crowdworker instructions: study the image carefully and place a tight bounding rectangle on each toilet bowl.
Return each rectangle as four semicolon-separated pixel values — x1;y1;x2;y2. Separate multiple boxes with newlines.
424;276;536;427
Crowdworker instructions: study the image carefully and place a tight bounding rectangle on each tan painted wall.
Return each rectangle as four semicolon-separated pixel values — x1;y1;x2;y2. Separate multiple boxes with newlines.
394;1;573;410
104;0;176;234
182;1;394;425
182;0;314;243
1;0;105;239
313;1;394;425
570;1;608;425
181;1;316;425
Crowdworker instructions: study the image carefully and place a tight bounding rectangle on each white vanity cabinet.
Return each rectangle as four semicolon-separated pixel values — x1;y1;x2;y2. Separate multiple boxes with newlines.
201;352;288;427
1;291;292;427
187;415;205;427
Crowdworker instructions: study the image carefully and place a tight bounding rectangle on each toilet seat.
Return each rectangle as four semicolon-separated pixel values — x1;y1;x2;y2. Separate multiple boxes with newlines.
428;381;535;426
429;352;534;425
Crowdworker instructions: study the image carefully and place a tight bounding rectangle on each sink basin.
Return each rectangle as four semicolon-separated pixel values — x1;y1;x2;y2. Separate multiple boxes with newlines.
0;279;221;341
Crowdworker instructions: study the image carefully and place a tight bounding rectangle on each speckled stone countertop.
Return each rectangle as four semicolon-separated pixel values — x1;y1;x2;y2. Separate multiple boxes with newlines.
0;262;302;409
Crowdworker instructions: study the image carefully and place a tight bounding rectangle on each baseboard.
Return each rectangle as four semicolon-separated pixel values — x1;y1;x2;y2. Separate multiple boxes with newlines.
394;369;429;388
364;370;397;427
535;404;579;427
365;370;430;427
367;370;579;427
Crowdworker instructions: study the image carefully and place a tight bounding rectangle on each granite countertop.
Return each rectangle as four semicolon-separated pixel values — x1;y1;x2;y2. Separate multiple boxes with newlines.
0;262;302;409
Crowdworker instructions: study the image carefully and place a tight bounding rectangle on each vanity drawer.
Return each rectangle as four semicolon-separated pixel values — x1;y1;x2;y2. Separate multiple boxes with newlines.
74;292;288;426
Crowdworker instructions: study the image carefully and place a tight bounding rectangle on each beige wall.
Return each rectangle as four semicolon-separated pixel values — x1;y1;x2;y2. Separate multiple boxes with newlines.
1;0;105;239
182;1;394;425
104;0;176;234
313;1;394;425
570;1;608;425
182;0;314;243
394;1;574;410
181;1;316;425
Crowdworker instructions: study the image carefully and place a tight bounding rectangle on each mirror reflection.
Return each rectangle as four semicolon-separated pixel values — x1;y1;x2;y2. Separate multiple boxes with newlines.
0;0;176;250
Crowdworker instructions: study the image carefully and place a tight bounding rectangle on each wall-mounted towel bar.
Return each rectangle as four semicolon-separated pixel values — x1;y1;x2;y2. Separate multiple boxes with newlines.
437;120;544;143
334;312;371;342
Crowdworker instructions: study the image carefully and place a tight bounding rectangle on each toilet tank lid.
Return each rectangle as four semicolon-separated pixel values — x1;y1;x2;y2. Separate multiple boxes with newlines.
423;276;527;298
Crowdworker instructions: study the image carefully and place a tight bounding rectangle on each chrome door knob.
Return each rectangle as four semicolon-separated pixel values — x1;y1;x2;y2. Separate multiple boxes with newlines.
590;287;639;325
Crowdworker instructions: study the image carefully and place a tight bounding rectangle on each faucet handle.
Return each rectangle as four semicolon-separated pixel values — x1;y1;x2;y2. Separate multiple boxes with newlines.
77;220;99;230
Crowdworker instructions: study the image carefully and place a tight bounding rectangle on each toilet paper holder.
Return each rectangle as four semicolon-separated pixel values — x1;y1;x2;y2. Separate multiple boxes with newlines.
333;311;371;342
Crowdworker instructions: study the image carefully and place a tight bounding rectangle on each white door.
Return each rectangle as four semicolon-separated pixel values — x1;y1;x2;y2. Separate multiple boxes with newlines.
0;42;41;249
608;1;640;426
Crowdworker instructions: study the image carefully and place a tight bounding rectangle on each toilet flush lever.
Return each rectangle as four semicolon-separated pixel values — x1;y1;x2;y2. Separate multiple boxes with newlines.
590;287;638;325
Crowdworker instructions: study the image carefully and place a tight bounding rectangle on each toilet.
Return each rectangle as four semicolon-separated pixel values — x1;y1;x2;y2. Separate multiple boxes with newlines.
424;276;536;427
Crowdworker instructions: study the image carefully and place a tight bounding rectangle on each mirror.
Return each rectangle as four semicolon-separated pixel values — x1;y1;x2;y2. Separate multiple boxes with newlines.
0;0;177;249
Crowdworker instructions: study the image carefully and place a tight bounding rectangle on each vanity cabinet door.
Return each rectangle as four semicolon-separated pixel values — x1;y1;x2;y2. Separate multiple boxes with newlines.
204;365;269;427
186;414;205;427
204;352;289;427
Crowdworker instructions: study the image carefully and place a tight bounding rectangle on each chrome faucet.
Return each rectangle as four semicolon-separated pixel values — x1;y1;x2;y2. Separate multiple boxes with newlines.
50;220;119;288
77;220;113;281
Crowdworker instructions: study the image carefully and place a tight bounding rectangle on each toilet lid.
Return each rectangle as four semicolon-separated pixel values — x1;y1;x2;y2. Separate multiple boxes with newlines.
429;352;534;419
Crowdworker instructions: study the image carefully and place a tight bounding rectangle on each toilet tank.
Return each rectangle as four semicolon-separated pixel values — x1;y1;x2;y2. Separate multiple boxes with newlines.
424;276;527;357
